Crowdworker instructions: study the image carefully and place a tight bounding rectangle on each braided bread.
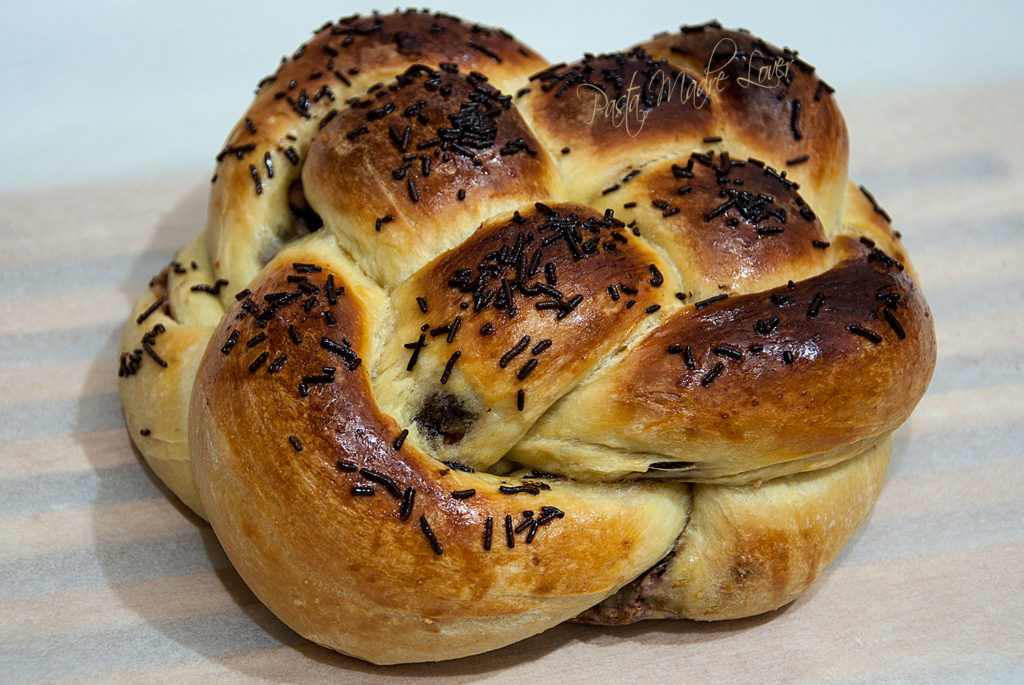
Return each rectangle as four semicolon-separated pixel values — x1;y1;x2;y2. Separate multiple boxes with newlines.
117;11;936;664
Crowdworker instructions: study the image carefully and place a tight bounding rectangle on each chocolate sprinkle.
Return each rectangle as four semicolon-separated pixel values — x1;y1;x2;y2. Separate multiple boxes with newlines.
883;308;907;339
443;460;476;473
701;362;725;386
790;99;803;140
524;519;541;543
135;298;164;324
399;487;415;520
500;484;540;496
544;262;557;285
683;345;696;369
360;467;403;499
848;324;883;344
190;279;230;296
418;516;443;555
500;336;531;368
713;344;743;360
695;294;728;310
447;316;462;343
451;489;476;499
467;39;502;62
221;330;240;355
325;274;339;304
321;336;360;371
440;350;461;385
517;357;538;380
859;185;892;223
248;351;269;373
405;334;427;371
288;435;303;452
807;292;826;319
532;339;552;355
393;429;409;450
537;505;565;524
346;124;369;140
877;292;901;310
483;517;493;550
249;164;263;195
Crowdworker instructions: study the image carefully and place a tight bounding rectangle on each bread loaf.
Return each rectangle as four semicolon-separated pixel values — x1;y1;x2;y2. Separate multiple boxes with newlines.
117;10;936;664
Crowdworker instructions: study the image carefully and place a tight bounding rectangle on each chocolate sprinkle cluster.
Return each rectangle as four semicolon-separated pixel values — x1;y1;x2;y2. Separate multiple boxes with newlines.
404;203;663;413
120;258;212;377
443;204;628;318
663;243;910;388
329;63;519;210
528;46;708;108
329;420;571;556
209;8;540;205
660;21;839;167
218;263;361;398
209;258;577;557
681;151;817;236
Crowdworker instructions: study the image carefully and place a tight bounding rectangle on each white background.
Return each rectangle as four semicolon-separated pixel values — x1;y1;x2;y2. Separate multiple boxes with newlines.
1;0;1022;191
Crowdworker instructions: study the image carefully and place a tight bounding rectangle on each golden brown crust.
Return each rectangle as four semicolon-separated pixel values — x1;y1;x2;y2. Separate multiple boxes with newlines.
118;300;212;517
639;23;849;225
190;237;688;663
117;231;226;517
516;48;717;199
205;10;549;300
116;10;938;664
606;152;833;300
373;202;678;470
839;180;914;277
577;433;891;623
303;67;565;288
513;237;935;481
